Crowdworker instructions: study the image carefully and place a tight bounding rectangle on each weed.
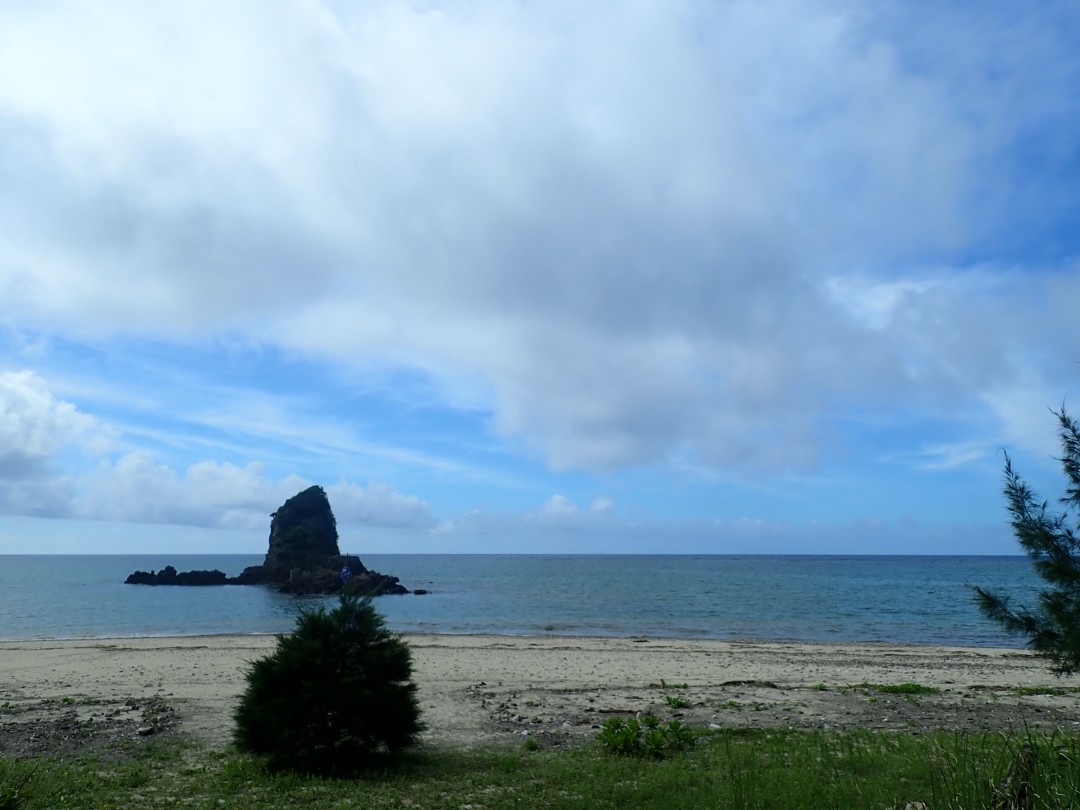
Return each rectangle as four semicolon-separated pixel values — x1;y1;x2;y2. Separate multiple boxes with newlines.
664;694;690;712
659;679;688;690
597;717;643;756
596;715;696;758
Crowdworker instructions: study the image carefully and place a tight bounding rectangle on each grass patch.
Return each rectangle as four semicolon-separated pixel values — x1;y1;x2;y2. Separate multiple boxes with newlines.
1012;686;1080;697
3;728;1079;809
861;682;941;696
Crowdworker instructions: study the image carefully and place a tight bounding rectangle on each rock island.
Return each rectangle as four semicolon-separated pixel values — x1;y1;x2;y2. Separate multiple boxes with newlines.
125;485;414;595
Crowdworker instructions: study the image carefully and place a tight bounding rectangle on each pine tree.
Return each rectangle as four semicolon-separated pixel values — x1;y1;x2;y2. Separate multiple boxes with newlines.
974;407;1080;675
233;589;422;774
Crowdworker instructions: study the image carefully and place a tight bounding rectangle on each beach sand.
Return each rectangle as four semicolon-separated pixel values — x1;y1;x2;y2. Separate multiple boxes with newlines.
3;634;1080;756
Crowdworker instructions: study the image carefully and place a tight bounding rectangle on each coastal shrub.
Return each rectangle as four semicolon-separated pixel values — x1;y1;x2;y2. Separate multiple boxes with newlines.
974;406;1080;674
597;716;695;757
233;590;422;775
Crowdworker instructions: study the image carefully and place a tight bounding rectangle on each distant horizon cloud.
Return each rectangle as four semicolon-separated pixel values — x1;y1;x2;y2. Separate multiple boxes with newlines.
1;1;1078;554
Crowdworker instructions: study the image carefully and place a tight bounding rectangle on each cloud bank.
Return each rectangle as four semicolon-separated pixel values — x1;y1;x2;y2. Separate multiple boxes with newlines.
0;2;1078;551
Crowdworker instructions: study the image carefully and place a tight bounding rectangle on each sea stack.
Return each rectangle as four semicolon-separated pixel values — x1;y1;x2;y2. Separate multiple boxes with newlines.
125;485;409;595
235;485;407;594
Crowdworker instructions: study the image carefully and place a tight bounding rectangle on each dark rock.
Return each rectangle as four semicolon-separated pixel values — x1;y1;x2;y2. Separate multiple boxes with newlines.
263;486;342;578
413;589;428;595
124;486;411;596
234;488;408;595
124;566;229;586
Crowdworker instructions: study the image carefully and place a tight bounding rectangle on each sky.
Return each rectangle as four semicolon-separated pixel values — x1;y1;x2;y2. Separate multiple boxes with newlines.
1;1;1079;556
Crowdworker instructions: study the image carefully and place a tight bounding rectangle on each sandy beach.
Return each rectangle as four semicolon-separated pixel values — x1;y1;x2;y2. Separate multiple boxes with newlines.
3;634;1080;756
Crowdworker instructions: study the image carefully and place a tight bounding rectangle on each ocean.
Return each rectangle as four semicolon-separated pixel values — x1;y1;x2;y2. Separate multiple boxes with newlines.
0;554;1043;647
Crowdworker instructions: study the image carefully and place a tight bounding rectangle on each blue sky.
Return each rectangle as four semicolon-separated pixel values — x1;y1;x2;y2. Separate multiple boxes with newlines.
1;1;1079;555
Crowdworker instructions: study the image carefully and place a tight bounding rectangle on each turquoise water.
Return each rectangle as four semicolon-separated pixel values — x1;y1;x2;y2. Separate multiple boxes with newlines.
0;554;1043;647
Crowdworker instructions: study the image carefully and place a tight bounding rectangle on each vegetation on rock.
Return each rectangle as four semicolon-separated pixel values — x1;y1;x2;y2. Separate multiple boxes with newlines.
262;486;341;576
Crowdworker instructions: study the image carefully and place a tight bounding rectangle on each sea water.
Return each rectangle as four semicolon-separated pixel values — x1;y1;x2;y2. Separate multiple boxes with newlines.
0;554;1043;647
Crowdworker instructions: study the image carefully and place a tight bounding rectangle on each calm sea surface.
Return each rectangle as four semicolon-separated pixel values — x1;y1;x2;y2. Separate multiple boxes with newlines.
0;555;1043;647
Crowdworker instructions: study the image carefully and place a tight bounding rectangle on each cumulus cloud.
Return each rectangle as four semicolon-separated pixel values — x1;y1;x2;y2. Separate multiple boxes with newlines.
0;370;109;479
529;494;581;522
73;454;435;532
327;481;436;530
74;454;296;529
530;494;613;520
0;371;435;531
589;497;613;514
0;1;1077;476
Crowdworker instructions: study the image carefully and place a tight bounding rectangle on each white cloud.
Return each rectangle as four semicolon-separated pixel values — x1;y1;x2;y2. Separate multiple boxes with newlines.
912;442;989;472
0;1;1077;477
74;455;435;532
328;481;435;530
74;454;298;529
0;370;110;479
824;276;944;331
0;371;437;531
536;494;579;518
590;497;613;514
982;376;1074;465
0;475;75;519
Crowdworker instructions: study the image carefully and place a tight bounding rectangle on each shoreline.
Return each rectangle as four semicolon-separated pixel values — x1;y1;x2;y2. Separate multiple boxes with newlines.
3;634;1079;754
0;628;1030;649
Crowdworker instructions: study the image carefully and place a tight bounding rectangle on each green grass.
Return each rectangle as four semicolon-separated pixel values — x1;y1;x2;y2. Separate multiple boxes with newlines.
663;694;691;711
3;728;1079;809
1012;685;1080;697
859;682;941;696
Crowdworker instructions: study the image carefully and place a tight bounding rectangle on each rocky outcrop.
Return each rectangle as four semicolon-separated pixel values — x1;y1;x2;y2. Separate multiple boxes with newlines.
262;485;343;578
125;486;411;595
124;566;229;586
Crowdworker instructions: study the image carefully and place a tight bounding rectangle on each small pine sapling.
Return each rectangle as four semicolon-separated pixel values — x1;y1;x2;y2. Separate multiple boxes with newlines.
233;587;422;774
